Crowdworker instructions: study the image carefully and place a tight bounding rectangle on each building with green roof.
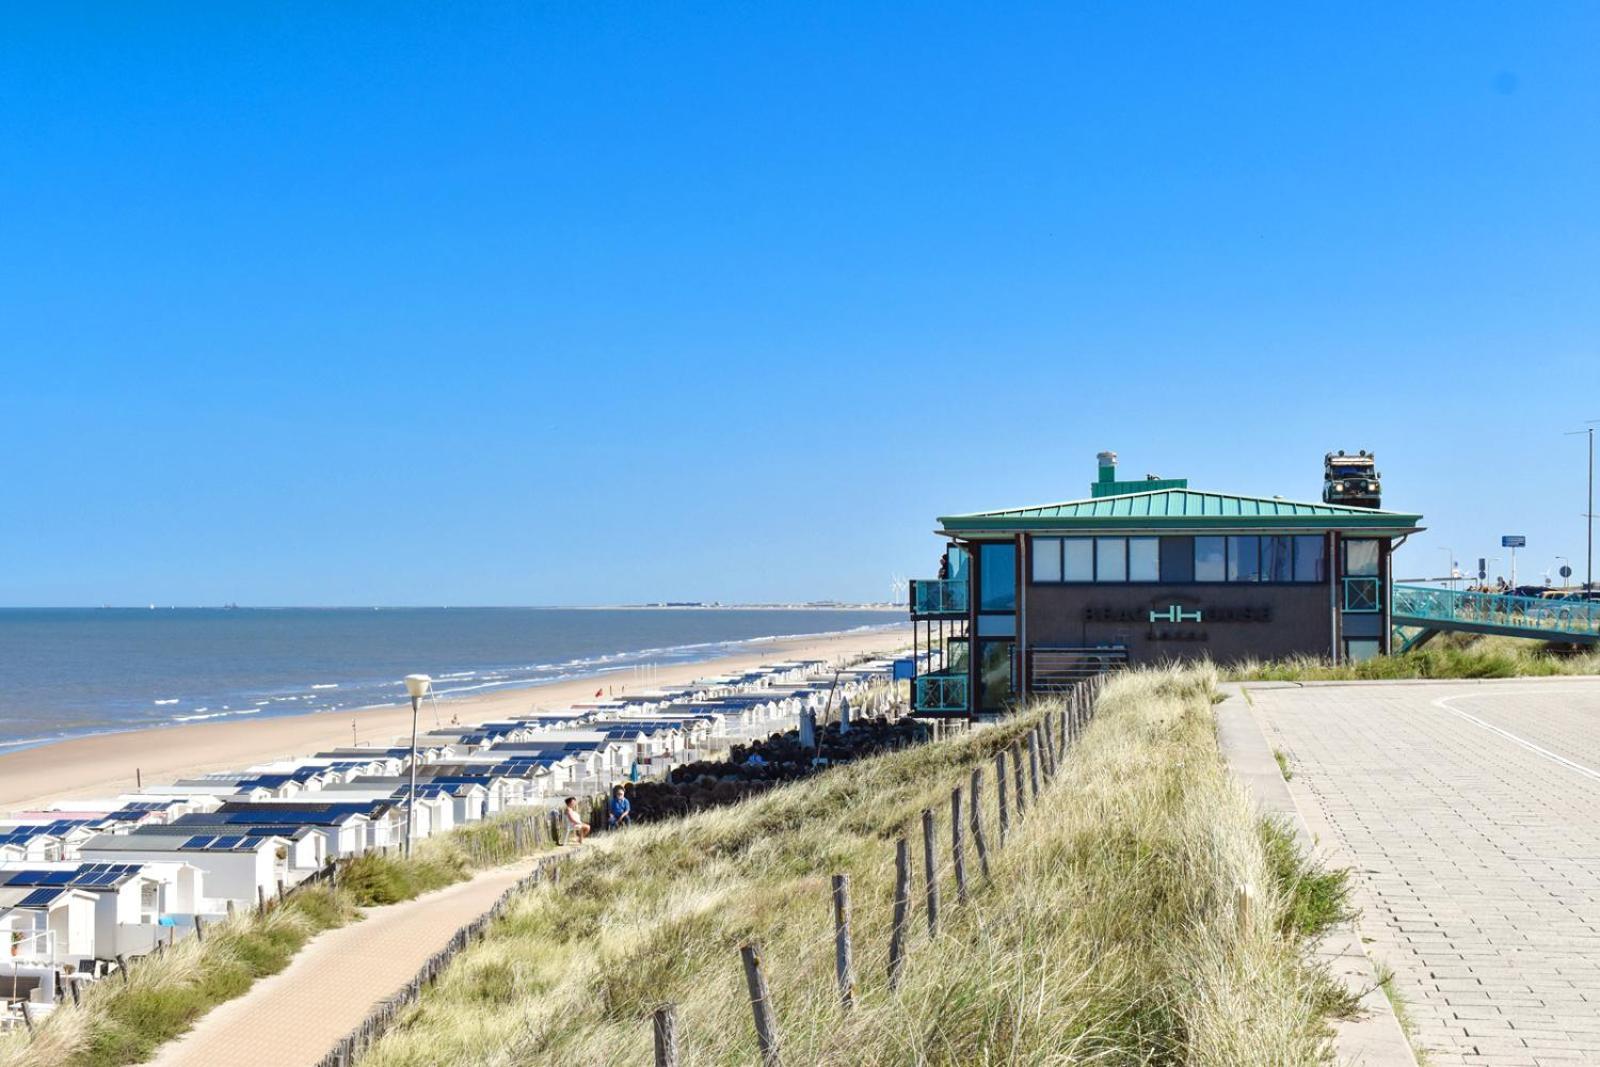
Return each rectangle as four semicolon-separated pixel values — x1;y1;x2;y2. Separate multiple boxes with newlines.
908;451;1424;717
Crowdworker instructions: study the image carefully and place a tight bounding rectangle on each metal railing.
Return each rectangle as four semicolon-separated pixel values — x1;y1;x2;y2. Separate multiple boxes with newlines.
909;579;969;616
912;671;969;713
1392;584;1600;641
1029;647;1130;691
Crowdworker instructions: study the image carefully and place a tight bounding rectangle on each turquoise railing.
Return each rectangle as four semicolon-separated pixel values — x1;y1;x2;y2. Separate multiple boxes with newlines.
1392;584;1600;641
913;671;969;713
910;578;969;616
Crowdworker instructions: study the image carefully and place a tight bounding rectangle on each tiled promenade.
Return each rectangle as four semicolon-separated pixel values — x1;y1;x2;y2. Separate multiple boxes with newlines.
1250;679;1600;1066
149;857;559;1067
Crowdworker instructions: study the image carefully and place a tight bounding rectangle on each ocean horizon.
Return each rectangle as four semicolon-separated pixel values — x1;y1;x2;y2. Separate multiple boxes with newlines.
0;606;906;752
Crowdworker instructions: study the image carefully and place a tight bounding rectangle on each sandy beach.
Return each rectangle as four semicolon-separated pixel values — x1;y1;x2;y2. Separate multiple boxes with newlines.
0;625;910;814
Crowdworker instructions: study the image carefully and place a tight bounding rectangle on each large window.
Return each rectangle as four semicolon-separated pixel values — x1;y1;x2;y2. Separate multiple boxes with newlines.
1227;536;1262;582
1294;536;1327;582
1095;537;1127;582
1031;541;1061;583
1064;538;1094;581
1030;534;1333;584
1128;537;1159;581
1343;539;1380;577
1262;536;1293;583
978;640;1015;710
979;543;1016;611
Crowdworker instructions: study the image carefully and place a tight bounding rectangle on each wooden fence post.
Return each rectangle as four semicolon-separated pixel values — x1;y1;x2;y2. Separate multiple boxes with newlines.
921;808;939;937
950;786;968;904
1235;883;1256;938
194;914;206;943
888;837;911;989
1027;729;1041;800
1011;744;1026;816
116;953;130;984
653;1003;679;1067
831;874;855;1010
258;885;267;913
969;767;991;879
1041;715;1056;778
994;752;1009;846
740;943;781;1067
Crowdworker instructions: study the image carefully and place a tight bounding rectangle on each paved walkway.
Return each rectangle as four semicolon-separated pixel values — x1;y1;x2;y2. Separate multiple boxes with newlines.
1247;678;1600;1066
149;858;555;1067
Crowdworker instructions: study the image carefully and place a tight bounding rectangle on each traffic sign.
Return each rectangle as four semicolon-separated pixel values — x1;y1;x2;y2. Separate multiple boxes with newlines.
1560;564;1574;579
1501;535;1526;548
1477;557;1487;579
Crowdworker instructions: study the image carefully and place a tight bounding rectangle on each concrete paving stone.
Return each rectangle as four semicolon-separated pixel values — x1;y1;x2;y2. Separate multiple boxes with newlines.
1248;680;1600;1065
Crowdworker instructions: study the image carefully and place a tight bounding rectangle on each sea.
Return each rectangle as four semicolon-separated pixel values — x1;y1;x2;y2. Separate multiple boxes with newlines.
0;607;906;752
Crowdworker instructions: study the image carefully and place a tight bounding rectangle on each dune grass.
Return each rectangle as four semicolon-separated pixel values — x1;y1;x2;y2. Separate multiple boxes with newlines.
0;810;552;1067
1228;633;1600;683
358;667;1353;1066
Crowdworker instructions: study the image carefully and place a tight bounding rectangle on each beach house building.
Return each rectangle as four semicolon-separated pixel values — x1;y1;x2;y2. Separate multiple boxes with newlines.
0;862;201;959
79;832;289;908
0;885;96;968
908;452;1425;718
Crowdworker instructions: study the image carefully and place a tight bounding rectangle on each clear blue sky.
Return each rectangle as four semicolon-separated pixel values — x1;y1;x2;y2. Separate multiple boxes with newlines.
3;3;1596;606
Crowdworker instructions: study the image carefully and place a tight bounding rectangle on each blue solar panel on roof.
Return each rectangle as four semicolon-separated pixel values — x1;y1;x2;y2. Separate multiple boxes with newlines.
17;887;64;907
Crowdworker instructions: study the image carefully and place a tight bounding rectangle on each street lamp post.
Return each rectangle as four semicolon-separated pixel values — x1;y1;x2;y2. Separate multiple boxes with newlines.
1566;423;1596;594
1438;546;1455;591
403;674;432;858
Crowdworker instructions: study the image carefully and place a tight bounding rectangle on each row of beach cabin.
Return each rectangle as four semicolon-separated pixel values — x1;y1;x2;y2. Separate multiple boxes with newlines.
1;655;903;1019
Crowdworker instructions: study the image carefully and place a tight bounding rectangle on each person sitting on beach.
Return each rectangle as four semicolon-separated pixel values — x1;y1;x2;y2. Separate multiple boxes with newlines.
607;785;632;829
562;796;590;843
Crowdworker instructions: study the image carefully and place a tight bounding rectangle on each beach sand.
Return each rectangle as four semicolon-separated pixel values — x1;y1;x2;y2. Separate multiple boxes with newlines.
0;626;911;814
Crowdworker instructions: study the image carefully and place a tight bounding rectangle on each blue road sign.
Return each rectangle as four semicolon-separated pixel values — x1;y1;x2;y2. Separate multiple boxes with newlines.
1478;557;1487;579
1501;535;1526;548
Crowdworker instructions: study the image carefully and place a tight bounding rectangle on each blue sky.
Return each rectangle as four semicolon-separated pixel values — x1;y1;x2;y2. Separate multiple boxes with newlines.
2;3;1596;605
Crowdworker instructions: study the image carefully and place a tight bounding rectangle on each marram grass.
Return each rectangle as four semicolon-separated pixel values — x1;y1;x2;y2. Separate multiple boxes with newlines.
1227;632;1600;683
359;667;1350;1066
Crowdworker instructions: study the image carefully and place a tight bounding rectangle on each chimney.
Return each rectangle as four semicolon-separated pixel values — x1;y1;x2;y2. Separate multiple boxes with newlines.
1096;450;1118;486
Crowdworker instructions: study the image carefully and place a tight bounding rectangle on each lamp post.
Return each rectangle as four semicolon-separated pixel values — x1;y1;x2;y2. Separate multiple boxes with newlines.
1566;423;1595;593
402;674;432;858
1438;546;1455;591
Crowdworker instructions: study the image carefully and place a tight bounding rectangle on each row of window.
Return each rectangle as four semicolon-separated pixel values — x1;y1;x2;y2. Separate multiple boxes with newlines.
1030;535;1350;585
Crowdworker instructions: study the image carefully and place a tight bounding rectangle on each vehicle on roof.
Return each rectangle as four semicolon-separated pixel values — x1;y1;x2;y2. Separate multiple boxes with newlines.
1324;450;1381;509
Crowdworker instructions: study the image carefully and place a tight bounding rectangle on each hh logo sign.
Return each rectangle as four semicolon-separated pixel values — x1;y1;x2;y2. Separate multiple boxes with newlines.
1149;603;1202;624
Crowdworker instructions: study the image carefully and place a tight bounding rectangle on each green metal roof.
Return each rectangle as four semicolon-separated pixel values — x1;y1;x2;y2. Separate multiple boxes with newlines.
938;487;1424;534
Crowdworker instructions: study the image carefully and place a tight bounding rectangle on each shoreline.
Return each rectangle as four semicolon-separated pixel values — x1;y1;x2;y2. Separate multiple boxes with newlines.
0;611;906;752
0;624;911;814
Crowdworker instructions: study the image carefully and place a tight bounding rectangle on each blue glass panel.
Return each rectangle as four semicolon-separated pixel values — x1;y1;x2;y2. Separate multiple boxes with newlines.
1228;536;1262;582
979;543;1017;612
1195;537;1226;581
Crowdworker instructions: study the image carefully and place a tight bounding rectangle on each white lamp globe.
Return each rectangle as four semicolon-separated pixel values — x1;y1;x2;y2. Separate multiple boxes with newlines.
403;674;433;699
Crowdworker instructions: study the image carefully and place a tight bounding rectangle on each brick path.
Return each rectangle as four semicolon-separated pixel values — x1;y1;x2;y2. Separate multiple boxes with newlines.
148;859;551;1067
1249;679;1600;1066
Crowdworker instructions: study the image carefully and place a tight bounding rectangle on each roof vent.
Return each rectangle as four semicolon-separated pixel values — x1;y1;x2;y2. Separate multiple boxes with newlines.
1096;451;1118;485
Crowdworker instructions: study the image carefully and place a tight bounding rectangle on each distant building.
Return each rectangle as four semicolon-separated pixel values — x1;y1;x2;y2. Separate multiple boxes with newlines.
908;452;1424;717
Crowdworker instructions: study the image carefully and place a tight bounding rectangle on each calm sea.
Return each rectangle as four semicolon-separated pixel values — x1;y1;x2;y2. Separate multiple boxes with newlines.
0;607;905;751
